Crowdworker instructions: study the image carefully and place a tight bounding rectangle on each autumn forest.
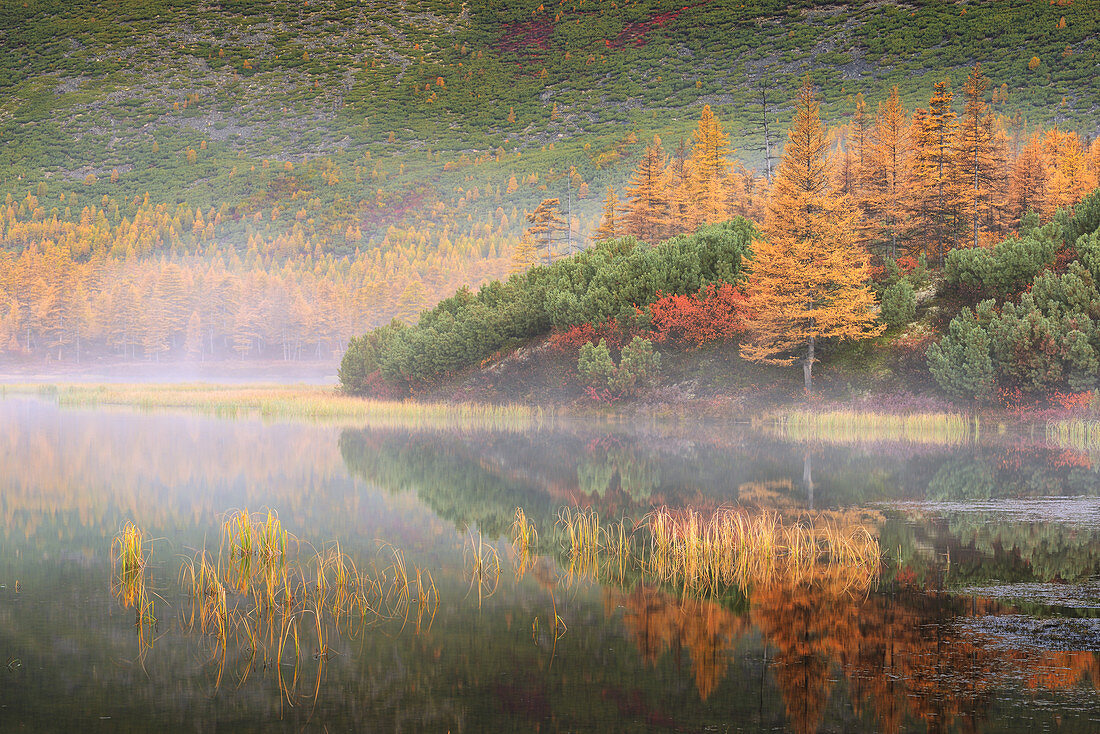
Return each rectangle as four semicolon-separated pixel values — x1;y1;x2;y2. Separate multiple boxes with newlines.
2;0;1099;387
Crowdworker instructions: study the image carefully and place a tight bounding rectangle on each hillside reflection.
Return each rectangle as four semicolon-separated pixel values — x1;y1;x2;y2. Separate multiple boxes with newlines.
3;397;1100;732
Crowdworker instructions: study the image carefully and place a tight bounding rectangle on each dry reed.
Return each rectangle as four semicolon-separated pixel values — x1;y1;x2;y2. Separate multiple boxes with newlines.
1047;419;1100;450
761;410;976;445
12;382;541;431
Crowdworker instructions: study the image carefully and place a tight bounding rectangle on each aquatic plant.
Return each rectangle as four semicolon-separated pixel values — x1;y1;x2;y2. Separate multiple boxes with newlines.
171;514;439;701
111;521;148;581
10;382;544;431
646;508;881;594
1047;419;1100;450
762;410;977;445
464;532;501;608
522;504;881;597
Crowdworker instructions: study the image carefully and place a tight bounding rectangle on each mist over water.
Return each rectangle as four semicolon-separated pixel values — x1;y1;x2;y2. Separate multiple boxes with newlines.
0;362;338;385
2;396;1100;732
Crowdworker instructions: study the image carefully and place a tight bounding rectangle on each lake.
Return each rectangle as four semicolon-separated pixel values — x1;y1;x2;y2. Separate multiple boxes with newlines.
1;396;1099;732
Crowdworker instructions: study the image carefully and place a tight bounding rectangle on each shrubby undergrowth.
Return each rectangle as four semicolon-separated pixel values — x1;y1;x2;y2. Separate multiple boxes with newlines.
340;219;753;393
928;190;1100;402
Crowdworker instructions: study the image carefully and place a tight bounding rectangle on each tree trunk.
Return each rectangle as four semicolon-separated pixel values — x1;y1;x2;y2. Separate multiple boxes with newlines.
761;83;773;182
803;335;815;394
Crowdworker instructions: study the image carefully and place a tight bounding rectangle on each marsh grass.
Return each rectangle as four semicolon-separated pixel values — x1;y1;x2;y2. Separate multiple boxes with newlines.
171;512;438;702
762;410;976;445
510;508;538;577
534;505;881;596
556;507;636;584
1047;419;1100;450
110;522;161;659
10;382;541;430
464;532;501;608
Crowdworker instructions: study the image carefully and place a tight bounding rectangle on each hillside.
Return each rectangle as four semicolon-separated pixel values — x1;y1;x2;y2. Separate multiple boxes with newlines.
3;1;1097;241
1;0;1099;362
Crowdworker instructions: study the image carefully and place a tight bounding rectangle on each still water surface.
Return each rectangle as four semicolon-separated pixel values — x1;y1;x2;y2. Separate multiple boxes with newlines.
1;397;1099;732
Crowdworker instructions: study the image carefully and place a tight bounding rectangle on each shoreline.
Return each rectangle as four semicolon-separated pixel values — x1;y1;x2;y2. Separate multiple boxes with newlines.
3;381;1096;451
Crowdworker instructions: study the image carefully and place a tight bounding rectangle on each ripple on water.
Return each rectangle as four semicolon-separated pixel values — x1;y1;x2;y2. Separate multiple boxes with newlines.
955;614;1100;652
958;582;1100;611
885;496;1100;524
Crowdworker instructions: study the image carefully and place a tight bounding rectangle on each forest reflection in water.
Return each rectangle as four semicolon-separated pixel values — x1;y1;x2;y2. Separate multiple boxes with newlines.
1;396;1100;732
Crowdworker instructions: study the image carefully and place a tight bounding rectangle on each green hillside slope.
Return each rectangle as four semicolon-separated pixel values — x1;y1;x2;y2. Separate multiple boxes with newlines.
1;0;1097;253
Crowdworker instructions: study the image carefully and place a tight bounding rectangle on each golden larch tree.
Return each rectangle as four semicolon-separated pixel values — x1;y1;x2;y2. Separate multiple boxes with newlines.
741;79;884;394
956;64;1007;248
1043;128;1095;215
593;185;621;242
688;104;732;224
868;86;911;258
1009;133;1048;224
623;136;671;243
510;236;537;274
666;138;697;231
911;79;961;263
524;198;565;265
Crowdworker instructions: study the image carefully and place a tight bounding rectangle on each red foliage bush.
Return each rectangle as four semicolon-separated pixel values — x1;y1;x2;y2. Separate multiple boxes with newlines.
647;283;748;347
895;255;918;273
548;320;625;352
999;386;1094;416
1050;390;1093;412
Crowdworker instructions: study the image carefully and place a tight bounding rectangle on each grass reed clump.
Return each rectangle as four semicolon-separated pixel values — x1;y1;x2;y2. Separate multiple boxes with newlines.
646;508;881;594
762;410;976;445
110;522;158;655
1047;419;1100;450
464;532;501;608
112;521;148;581
171;512;439;700
556;507;637;583
527;503;882;596
10;382;543;431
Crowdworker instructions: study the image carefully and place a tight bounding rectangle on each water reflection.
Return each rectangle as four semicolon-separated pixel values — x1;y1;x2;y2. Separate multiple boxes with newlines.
2;397;1100;731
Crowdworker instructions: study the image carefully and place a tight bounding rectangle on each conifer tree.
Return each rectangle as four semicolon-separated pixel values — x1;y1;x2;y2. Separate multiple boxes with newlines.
911;79;961;263
1043;128;1096;215
510;236;537;274
742;80;884;393
868;86;911;258
1009;133;1048;224
956;64;1005;248
846;93;871;200
594;185;621;242
524;198;565;265
666;138;696;231
689;104;732;224
623;137;670;243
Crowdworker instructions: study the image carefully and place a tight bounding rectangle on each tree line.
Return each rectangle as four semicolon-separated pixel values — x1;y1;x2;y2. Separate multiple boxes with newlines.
0;204;512;361
593;65;1100;262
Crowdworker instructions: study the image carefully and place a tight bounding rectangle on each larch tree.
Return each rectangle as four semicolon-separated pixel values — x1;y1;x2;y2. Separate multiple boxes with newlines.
846;93;872;200
593;185;621;242
956;64;1005;248
667;138;697;231
741;79;884;394
623;137;671;243
868;86;911;258
689;104;732;224
1043;128;1095;215
911;79;961;263
524;198;566;265
1009;133;1048;224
